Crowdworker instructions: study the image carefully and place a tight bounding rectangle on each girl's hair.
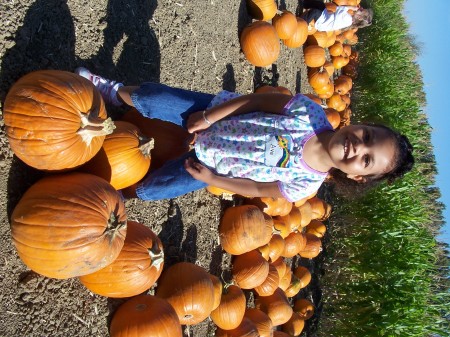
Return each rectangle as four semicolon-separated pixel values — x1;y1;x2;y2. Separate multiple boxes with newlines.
349;8;373;29
327;124;415;198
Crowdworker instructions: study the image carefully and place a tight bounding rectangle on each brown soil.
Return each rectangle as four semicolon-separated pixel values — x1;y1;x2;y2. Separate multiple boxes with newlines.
0;1;324;336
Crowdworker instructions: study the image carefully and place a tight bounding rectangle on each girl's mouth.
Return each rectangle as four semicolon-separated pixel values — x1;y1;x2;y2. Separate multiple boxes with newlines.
343;137;349;159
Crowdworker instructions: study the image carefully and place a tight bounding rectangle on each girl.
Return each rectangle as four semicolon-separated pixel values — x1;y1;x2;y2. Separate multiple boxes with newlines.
75;67;414;202
301;0;373;32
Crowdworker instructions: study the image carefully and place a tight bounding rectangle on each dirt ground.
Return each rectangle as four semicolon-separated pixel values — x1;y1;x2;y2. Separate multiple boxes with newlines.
0;1;324;336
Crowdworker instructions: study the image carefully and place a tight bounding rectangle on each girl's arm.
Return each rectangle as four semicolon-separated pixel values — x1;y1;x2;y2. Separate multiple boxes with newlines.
187;92;293;133
184;158;284;198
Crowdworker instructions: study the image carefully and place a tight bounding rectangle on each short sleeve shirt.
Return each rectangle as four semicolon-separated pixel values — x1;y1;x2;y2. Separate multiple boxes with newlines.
315;6;353;31
194;92;332;202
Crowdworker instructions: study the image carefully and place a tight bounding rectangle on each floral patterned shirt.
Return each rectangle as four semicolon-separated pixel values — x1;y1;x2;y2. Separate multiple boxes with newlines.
194;91;332;202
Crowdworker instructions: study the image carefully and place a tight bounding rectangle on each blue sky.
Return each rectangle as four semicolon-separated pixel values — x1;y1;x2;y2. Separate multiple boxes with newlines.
404;0;450;244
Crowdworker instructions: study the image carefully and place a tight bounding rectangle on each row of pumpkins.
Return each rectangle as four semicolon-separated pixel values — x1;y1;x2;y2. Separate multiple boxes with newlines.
240;0;361;67
4;69;333;336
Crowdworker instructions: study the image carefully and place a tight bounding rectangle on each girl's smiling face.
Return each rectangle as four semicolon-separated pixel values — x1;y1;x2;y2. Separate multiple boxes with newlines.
328;125;397;181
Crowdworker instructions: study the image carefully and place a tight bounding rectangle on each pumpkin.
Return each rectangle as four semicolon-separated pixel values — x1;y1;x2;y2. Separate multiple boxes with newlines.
11;172;127;279
308;196;332;220
316;82;335;99
232;250;270;289
246;0;278;21
219;205;273;255
121;108;191;170
244;308;273;337
215;317;259;337
274;206;302;234
281;312;306;336
110;295;182;337
327;93;347;112
81;121;153;190
334;75;353;95
282;232;306;258
307;19;317;35
256;288;293;326
240;21;280;67
323;61;335;77
156;262;215;325
246;197;292;216
293;298;315;320
3;70;114;170
305;219;327;237
332;55;350;69
254;263;280;296
298;233;322;259
206;185;236;198
298;201;313;227
329;41;344;56
210;284;247;330
271;257;288;279
278;268;292;291
284;274;303;298
259;233;285;261
307;31;335;48
79;221;164;298
325;108;341;129
282;17;309;48
294;265;312;288
303;45;326;67
308;67;331;90
272;10;297;40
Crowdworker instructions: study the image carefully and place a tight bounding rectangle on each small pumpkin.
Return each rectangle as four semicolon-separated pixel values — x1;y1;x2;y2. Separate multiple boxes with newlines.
298;233;322;259
256;288;293;326
215;317;259;337
305;219;327;237
281;312;306;336
79;221;164;298
110;295;182;337
329;41;344;56
244;308;273;337
259;233;285;262
246;0;278;21
303;45;326;67
232;250;270;289
293;266;312;288
308;196;332;220
282;232;307;258
293;298;315;320
210;284;247;330
156;262;215;325
246;197;292;216
209;274;224;311
308;66;331;90
282;17;309;48
81;121;153;190
325;108;341;129
11;172;127;279
219;205;273;255
272;10;297;40
254;263;280;296
240;21;280;67
3;70;114;170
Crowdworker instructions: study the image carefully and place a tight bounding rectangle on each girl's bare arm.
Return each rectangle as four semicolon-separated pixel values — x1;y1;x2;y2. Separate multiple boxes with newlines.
184;158;284;198
187;92;293;133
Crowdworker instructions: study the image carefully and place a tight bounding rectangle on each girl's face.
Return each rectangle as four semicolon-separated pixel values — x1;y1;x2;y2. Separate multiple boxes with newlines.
327;125;396;182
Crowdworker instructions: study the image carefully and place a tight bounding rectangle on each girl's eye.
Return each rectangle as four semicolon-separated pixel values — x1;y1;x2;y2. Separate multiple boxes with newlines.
364;154;370;167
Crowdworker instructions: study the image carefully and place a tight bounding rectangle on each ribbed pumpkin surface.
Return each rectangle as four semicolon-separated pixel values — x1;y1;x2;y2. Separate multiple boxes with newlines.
79;221;164;297
110;295;182;337
240;21;280;67
3;70;113;170
10;172;127;279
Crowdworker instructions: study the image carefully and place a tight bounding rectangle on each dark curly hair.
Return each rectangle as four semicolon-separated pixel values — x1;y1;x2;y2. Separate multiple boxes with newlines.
327;123;415;198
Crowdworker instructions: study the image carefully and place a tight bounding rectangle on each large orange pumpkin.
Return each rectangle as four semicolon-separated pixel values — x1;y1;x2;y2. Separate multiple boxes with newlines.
156;262;215;325
110;295;182;337
240;21;280;67
79;221;164;298
272;10;298;40
3;70;114;170
244;308;273;337
303;45;326;67
10;172;127;279
232;250;270;289
81;121;153;190
256;287;293;326
219;205;273;255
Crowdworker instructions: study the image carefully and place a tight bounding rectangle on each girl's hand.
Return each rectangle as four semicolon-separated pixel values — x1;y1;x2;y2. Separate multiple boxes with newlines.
187;110;210;134
184;157;215;183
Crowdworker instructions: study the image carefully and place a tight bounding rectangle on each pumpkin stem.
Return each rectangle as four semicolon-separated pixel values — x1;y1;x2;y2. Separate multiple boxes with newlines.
106;211;127;242
148;247;164;272
77;114;116;144
139;137;154;158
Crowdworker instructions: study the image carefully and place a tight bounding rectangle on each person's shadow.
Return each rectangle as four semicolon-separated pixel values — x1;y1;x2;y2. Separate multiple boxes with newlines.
1;0;161;217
